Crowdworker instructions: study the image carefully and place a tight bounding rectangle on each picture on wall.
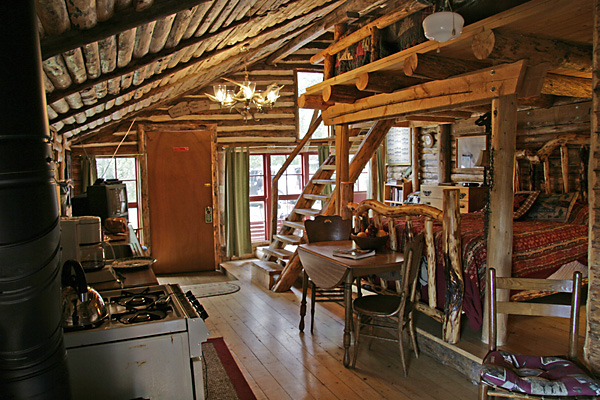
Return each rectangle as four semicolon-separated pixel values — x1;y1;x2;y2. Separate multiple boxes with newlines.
456;135;487;169
386;127;411;165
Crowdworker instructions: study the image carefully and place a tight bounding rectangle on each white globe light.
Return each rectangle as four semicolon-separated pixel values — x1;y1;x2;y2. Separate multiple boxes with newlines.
422;11;464;43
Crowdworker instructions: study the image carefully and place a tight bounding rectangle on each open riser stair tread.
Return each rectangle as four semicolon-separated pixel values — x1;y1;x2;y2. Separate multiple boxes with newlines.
273;234;303;245
262;247;294;260
293;208;321;217
303;193;331;201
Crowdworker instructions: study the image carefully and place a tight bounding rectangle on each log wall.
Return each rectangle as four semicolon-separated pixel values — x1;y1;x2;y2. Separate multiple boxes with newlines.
418;100;591;190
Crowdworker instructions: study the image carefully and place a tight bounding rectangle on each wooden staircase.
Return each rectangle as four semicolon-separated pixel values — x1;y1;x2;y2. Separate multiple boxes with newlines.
252;155;336;289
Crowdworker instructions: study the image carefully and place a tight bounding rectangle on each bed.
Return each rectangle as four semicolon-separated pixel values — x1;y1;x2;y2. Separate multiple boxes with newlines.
392;192;589;331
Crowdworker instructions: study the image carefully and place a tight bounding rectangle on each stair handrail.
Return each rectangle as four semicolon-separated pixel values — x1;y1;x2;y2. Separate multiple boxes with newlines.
270;111;323;240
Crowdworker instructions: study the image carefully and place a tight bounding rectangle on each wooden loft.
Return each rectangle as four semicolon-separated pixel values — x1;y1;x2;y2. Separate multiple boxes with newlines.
299;0;592;124
295;0;593;349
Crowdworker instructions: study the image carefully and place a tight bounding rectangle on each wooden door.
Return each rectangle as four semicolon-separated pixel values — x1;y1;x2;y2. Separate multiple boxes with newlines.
146;130;216;274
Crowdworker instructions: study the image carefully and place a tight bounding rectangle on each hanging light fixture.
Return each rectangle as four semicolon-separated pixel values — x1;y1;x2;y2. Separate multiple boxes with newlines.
206;49;284;121
422;0;464;43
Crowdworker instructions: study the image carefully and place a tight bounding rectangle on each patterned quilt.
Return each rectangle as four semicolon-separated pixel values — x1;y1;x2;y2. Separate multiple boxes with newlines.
392;202;589;331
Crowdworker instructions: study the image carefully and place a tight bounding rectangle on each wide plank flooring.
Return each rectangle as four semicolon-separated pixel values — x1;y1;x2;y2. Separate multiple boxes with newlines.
160;261;478;399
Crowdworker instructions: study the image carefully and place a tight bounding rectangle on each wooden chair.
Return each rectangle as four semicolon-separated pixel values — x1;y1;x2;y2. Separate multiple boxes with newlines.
351;233;424;375
303;215;352;333
479;268;600;399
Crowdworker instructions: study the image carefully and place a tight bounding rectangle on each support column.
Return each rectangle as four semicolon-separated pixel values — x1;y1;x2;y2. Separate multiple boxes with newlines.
585;0;600;374
336;124;350;216
484;94;517;345
438;124;452;184
412;127;421;191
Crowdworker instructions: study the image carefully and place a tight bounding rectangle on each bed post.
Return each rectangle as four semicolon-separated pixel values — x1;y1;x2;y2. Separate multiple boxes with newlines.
484;94;517;346
442;189;463;344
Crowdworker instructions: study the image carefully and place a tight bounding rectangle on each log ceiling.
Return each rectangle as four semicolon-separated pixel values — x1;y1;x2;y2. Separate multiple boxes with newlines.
39;0;593;142
39;0;391;142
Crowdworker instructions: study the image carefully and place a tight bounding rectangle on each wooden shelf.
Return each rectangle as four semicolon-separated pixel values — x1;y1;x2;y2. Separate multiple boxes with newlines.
384;180;412;205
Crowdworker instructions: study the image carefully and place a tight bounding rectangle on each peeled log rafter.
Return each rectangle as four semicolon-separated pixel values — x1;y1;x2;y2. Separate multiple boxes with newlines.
403;53;488;80
472;28;592;74
355;72;422;93
541;74;592;98
323;84;370;103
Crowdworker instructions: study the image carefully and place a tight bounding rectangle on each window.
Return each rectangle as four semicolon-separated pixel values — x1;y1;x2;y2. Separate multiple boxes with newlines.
249;153;316;243
96;156;140;231
297;71;328;139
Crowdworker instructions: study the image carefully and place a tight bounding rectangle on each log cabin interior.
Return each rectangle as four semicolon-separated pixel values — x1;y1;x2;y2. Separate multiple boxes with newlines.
2;0;600;398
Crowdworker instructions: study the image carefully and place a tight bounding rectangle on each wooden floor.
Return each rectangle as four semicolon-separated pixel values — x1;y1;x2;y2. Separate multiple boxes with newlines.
160;261;479;400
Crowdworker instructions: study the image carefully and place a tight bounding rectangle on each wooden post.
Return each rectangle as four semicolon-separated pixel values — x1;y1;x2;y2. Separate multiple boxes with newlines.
137;124;150;248
438;124;452;184
442;189;463;344
412;127;420;191
336;124;350;216
561;144;570;193
543;158;552;194
340;182;354;220
370;26;380;63
585;0;600;373
370;152;379;201
484;94;517;346
425;217;436;308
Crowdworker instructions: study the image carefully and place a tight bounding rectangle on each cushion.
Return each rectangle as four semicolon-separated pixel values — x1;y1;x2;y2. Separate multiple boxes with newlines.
524;193;579;223
481;350;600;396
513;191;540;220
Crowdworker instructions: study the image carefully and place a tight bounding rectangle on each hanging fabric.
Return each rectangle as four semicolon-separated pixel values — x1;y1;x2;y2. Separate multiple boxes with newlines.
81;155;97;191
225;147;252;258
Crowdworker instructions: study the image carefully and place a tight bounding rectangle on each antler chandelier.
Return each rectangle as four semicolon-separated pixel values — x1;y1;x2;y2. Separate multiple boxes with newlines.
206;56;284;121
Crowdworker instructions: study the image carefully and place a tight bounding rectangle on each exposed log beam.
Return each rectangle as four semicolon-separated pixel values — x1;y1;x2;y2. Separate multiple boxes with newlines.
310;0;427;64
355;72;423;93
403;53;488;80
298;93;334;109
541;73;593;98
472;28;593;75
304;0;569;97
322;84;370;103
323;61;530;125
41;0;210;60
266;0;386;65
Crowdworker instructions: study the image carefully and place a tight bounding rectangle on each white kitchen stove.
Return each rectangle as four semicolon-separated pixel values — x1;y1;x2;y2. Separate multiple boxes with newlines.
64;284;210;400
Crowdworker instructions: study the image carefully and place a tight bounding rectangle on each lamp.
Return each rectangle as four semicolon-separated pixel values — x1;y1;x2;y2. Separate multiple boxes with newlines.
422;1;464;43
206;52;284;122
475;149;490;186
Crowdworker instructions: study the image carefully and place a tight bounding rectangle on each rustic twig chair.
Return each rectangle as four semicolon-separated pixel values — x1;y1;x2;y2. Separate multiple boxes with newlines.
479;267;600;399
303;215;352;333
351;232;424;375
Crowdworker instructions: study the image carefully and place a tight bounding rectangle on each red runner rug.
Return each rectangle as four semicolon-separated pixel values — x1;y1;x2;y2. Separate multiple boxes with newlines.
206;337;257;400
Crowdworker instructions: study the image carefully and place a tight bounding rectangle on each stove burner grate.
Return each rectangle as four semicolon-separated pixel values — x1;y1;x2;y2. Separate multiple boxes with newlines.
116;309;168;324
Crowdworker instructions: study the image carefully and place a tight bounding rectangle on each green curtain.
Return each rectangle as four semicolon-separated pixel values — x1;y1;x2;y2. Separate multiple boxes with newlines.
317;144;331;195
225;147;252;258
81;155;97;191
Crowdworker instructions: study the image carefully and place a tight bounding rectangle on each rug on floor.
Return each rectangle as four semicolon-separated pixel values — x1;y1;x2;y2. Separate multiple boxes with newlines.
182;282;240;298
203;337;257;400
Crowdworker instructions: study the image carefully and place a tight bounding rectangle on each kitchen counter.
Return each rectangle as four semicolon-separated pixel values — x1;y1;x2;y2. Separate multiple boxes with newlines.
86;265;158;291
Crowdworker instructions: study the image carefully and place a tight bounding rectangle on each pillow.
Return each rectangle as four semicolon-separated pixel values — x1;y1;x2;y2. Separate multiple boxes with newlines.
567;201;589;225
524;192;579;223
513;191;540;220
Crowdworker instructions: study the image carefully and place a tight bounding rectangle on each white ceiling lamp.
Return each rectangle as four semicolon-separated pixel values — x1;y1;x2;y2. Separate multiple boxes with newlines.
422;1;464;43
206;47;284;122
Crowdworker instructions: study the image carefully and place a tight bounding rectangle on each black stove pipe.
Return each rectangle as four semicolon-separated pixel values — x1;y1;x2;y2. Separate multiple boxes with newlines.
0;1;71;399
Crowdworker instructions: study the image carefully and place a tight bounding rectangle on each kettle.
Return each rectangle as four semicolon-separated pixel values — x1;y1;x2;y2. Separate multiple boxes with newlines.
61;259;108;330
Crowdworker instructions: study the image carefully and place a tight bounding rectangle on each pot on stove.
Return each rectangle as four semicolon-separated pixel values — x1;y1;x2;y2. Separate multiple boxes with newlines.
61;259;108;330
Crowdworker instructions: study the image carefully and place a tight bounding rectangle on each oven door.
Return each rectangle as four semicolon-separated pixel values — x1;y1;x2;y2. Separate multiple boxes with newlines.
67;332;196;400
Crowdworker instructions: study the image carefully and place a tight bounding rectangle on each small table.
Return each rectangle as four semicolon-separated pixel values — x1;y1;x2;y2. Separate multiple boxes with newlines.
297;241;404;367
